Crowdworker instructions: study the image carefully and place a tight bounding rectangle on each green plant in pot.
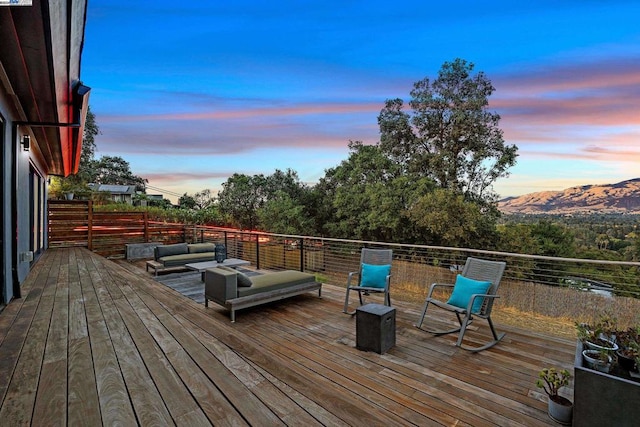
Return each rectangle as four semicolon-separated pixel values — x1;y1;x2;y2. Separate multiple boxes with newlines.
616;327;640;372
536;367;572;425
575;312;619;353
582;347;614;373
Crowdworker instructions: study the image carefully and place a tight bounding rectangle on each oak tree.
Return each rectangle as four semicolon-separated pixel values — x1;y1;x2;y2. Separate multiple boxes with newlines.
378;58;517;202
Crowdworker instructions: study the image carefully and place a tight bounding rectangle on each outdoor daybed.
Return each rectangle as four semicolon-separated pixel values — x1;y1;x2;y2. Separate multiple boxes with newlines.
204;267;322;322
149;243;216;274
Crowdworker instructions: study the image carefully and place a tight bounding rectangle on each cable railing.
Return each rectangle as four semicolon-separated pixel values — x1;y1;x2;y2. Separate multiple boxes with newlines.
191;225;640;329
45;201;640;330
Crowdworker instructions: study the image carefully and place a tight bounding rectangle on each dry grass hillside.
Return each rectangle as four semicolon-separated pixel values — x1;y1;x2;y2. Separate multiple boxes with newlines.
499;178;640;214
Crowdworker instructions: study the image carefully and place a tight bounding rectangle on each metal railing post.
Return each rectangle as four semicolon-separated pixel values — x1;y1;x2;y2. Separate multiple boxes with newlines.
256;233;260;270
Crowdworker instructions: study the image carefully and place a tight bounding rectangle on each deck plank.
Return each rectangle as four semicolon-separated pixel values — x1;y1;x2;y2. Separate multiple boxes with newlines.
0;249;60;425
138;288;405;425
173;313;324;426
132;288;282;426
0;249;55;407
0;248;579;426
256;308;493;426
244;313;457;426
80;248;138;426
32;249;68;424
67;249;102;427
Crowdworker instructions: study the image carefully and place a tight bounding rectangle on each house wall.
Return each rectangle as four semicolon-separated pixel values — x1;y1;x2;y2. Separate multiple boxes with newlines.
0;80;48;305
1;86;15;305
1;95;7;306
0;0;89;307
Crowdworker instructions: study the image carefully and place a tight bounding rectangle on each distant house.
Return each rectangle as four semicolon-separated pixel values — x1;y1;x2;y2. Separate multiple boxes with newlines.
89;184;137;204
143;194;165;205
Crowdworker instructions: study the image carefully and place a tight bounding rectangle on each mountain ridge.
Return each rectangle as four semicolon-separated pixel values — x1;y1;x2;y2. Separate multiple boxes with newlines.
498;178;640;214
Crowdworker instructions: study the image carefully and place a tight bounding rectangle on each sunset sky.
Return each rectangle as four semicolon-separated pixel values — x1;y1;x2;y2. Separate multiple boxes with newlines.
82;1;640;202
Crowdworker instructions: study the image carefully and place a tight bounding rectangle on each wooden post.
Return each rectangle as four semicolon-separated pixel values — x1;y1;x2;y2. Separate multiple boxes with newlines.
143;211;149;242
87;200;93;250
299;238;304;272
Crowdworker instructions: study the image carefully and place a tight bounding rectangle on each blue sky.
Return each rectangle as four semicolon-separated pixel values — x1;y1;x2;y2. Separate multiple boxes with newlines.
82;1;640;202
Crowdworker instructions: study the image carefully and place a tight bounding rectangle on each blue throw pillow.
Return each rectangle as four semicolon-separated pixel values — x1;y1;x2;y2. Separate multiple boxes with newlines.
360;263;391;289
447;275;492;314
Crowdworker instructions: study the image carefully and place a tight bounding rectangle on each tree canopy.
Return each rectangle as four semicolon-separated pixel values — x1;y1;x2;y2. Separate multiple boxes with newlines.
67;71;640;263
208;60;517;248
62;61;523;252
90;155;148;191
178;189;215;210
378;58;518;202
215;169;311;231
315;141;432;241
53;108;148;193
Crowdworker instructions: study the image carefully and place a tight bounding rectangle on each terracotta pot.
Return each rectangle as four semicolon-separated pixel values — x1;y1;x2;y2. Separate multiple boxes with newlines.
548;395;573;425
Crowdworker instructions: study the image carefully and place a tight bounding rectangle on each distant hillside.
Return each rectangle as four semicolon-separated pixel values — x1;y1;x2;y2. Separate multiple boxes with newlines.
498;178;640;214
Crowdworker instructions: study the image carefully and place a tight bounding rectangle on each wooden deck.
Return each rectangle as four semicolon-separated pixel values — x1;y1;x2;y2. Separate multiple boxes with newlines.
0;248;575;426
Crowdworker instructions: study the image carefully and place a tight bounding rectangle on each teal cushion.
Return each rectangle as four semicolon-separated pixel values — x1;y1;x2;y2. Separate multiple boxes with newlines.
447;275;492;313
360;264;391;289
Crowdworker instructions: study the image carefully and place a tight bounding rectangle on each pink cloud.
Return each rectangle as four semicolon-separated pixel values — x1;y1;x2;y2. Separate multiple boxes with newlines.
99;101;383;123
142;172;230;181
94;55;640;172
495;57;640;94
581;145;640;162
96;104;381;156
492;56;640;127
518;144;640;163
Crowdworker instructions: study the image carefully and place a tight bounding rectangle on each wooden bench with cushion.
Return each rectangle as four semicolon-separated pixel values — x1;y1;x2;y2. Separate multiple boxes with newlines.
204;267;322;322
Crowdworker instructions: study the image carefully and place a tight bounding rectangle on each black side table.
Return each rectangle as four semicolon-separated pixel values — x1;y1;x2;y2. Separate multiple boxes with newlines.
356;303;396;354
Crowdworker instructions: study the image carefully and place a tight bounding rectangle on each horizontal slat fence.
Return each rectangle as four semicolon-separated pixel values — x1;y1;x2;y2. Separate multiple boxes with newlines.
48;201;186;257
48;200;91;248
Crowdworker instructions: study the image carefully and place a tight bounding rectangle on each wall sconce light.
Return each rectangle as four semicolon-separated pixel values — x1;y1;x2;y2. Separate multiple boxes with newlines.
22;135;30;151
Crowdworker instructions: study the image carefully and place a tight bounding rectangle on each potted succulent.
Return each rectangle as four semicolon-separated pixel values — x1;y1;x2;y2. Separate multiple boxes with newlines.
616;327;640;372
575;313;619;352
582;348;613;373
573;316;640;426
536;367;573;425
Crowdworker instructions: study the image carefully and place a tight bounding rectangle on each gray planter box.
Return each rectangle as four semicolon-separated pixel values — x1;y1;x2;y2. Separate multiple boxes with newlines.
126;242;164;260
573;341;640;427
